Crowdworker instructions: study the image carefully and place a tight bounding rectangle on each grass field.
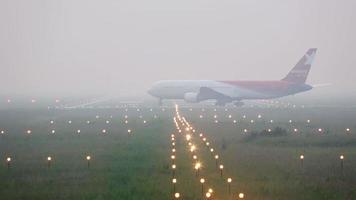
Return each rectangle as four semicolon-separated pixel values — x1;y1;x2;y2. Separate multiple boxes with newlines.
0;104;355;200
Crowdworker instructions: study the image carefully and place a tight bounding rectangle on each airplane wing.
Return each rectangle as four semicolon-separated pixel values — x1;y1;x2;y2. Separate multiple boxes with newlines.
197;87;234;102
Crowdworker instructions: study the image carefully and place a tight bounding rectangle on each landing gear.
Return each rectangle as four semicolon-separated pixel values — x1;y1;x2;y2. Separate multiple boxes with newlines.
215;102;226;106
233;101;244;107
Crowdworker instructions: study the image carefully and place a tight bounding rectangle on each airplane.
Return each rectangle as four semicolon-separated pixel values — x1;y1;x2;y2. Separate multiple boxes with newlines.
148;48;317;106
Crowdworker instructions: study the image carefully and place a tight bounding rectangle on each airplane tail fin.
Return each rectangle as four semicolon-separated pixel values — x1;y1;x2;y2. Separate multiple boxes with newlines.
282;48;317;84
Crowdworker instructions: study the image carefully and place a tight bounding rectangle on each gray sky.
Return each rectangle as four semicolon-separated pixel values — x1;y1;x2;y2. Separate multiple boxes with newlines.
1;0;355;97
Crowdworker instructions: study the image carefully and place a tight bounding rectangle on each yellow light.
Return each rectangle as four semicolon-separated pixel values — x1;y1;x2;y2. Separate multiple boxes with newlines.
172;164;176;169
200;178;205;183
174;193;180;198
227;178;232;183
186;134;191;141
171;155;175;160
172;178;177;184
205;192;211;198
208;188;213;193
6;157;11;162
340;155;344;160
210;148;214;152
47;156;52;161
238;192;245;199
300;155;304;160
195;162;201;170
193;155;197;160
86;156;91;160
219;165;224;169
215;155;219;159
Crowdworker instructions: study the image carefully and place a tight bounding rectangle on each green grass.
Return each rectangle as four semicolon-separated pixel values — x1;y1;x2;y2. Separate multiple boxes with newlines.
0;107;355;199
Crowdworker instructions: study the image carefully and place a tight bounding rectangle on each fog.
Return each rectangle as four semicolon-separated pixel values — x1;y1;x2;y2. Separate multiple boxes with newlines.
1;0;355;99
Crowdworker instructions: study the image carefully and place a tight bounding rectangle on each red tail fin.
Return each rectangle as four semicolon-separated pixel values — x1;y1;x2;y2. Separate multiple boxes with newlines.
282;48;317;83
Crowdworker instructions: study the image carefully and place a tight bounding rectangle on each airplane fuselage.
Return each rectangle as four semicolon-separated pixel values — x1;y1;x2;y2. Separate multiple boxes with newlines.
148;80;312;101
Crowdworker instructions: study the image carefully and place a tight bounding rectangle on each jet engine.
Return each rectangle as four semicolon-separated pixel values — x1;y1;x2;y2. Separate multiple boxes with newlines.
184;92;199;103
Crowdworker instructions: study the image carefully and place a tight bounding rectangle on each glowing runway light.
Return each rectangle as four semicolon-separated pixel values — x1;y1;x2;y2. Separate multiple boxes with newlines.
346;128;351;133
86;155;91;168
127;129;132;134
6;157;11;169
1;130;5;134
238;193;245;199
200;178;205;195
51;130;55;134
340;155;345;171
47;156;52;168
300;154;304;168
227;178;232;194
174;193;180;199
219;164;224;177
214;155;219;167
27;130;32;134
102;129;107;134
206;192;211;198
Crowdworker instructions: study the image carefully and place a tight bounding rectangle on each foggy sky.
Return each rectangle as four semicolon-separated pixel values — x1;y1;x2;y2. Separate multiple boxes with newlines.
1;0;355;97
